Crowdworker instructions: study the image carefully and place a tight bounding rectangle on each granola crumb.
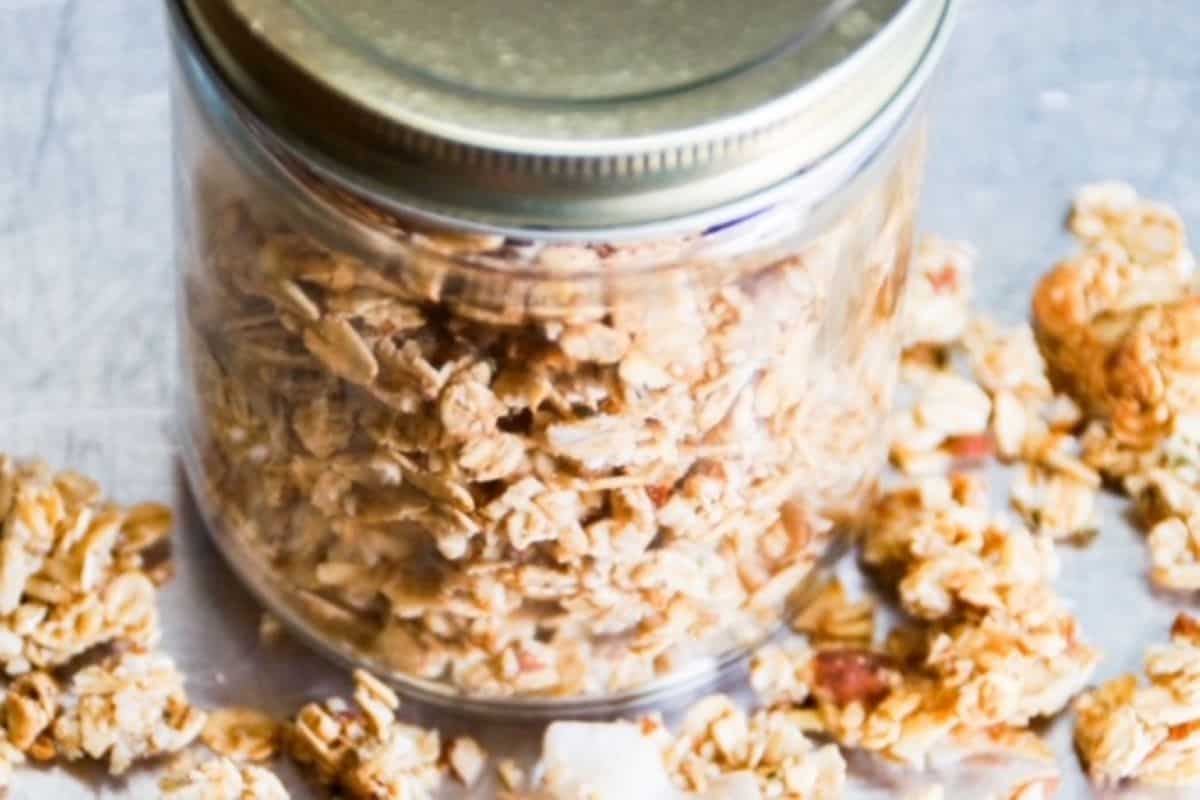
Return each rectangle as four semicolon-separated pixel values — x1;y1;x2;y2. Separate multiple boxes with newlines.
790;576;876;647
161;754;290;799
447;735;487;786
0;453;169;677
288;670;442;798
258;613;284;645
750;477;1100;769
496;757;524;791
202;706;281;762
52;650;207;775
1075;612;1200;786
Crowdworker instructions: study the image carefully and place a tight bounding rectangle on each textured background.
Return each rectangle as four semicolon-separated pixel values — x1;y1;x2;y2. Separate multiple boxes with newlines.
2;1;1200;797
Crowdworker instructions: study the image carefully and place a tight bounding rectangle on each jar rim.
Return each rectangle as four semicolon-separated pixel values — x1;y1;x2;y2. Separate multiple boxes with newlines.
172;0;956;232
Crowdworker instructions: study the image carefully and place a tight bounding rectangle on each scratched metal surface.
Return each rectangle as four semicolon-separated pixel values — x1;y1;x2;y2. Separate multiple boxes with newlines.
3;1;1200;797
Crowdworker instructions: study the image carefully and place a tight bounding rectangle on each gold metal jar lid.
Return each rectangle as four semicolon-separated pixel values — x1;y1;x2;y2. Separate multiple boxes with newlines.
177;0;957;232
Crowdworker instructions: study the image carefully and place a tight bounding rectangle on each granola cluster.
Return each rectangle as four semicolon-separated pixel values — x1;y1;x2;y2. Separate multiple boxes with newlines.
890;238;1100;542
0;455;168;676
1033;182;1197;446
1035;185;1200;588
53;651;207;775
184;153;917;699
650;694;846;798
535;714;837;800
161;754;290;800
1075;612;1200;787
748;475;1098;772
289;669;443;798
0;454;206;787
202;706;282;763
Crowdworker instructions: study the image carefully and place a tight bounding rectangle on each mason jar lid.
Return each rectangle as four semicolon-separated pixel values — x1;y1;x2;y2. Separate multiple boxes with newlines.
178;0;957;232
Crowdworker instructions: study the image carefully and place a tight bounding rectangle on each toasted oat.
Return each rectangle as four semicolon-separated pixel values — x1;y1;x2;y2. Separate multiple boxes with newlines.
52;650;206;775
862;476;1061;621
959;317;1083;463
0;454;169;677
496;757;524;791
1076;612;1200;786
791;576;876;647
1082;413;1200;524
202;706;281;762
538;721;681;798
161;755;290;799
0;737;23;790
4;672;58;752
750;638;1066;770
289;669;442;798
537;709;842;800
258;612;284;645
660;694;846;798
446;735;487;786
889;371;993;477
755;477;1101;770
1004;775;1061;800
901;235;976;349
1146;515;1200;590
1033;184;1196;447
1009;434;1100;541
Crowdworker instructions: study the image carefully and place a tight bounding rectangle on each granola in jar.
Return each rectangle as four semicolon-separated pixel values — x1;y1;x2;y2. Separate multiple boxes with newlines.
171;0;957;703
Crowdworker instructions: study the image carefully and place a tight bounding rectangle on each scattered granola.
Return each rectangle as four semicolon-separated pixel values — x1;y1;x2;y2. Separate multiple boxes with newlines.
960;317;1080;462
496;757;525;792
1033;182;1196;447
1009;433;1100;541
161;755;290;800
258;613;284;645
4;672;58;754
1146;514;1200;591
289;669;443;798
52;651;207;775
791;576;876;648
860;475;1060;621
657;693;846;798
446;735;487;786
901;235;976;350
1075;612;1200;787
0;454;169;676
0;453;208;790
747;475;1098;772
202;706;281;762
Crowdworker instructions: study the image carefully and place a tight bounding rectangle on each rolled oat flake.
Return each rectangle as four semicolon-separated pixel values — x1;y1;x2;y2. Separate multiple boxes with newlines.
177;0;956;233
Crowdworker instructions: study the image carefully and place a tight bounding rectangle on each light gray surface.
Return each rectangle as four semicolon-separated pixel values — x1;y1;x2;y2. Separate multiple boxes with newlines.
2;0;1200;797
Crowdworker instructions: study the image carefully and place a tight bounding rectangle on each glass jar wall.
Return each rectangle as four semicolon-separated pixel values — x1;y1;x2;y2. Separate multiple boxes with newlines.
170;0;946;709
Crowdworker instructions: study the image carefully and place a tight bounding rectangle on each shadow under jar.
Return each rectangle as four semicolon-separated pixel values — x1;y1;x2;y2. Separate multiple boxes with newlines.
169;0;958;711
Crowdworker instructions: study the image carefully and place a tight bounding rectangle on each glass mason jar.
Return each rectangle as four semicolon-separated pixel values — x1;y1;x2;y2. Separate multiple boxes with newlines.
169;0;957;710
